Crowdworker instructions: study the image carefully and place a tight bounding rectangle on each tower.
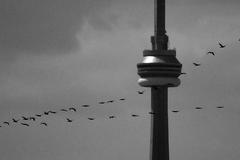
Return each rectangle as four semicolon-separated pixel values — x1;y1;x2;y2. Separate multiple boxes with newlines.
137;0;182;160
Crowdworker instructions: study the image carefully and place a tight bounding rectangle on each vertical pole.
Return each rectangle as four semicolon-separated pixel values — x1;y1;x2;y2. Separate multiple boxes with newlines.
150;87;169;160
151;0;169;160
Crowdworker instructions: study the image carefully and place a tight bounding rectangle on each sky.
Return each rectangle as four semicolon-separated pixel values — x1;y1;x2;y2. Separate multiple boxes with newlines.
1;0;240;160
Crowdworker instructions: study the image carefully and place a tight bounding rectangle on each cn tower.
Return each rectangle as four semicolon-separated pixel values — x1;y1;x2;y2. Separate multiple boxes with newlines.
137;0;182;160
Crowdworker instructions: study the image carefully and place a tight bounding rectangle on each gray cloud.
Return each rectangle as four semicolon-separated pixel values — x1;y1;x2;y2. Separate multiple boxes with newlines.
0;0;114;56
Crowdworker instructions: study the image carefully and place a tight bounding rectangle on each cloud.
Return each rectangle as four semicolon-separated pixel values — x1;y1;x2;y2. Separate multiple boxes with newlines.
0;0;115;56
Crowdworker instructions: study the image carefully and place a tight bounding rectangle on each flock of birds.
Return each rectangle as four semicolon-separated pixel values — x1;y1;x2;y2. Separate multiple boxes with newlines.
2;39;239;129
0;91;144;128
0;89;226;129
191;42;230;67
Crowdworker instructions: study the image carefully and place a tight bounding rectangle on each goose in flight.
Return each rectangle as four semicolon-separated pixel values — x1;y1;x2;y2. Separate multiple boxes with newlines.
137;90;145;94
21;123;29;127
44;111;50;115
109;116;116;119
12;118;20;123
29;117;36;121
22;116;29;120
193;63;201;66
88;118;95;120
218;42;226;48
66;118;73;122
35;114;42;117
60;109;68;112
149;112;155;115
40;122;48;126
180;72;187;75
207;51;215;56
195;107;203;110
3;122;10;125
119;98;126;101
69;107;77;112
82;105;90;107
172;110;179;113
216;106;224;109
131;114;140;117
99;102;105;104
49;111;57;114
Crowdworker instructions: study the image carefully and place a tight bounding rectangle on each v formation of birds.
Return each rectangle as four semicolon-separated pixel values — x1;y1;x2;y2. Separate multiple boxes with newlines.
1;39;238;129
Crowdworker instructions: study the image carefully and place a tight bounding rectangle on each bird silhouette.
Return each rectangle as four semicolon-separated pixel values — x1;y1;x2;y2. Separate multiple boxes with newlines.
60;109;68;112
131;114;140;117
193;63;201;66
69;107;77;112
99;102;105;104
107;100;114;103
180;72;187;75
35;114;42;117
49;111;57;114
109;116;116;119
88;118;95;120
119;98;126;101
40;122;48;126
172;110;179;113
3;122;10;125
148;112;156;115
12;118;19;123
207;51;215;56
218;42;226;48
82;104;90;107
21;123;29;127
216;106;224;109
66;118;73;122
29;117;36;121
195;107;203;110
44;111;50;115
22;116;29;120
137;90;145;94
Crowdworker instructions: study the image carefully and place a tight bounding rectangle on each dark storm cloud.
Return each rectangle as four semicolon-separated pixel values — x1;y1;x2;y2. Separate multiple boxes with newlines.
0;0;113;55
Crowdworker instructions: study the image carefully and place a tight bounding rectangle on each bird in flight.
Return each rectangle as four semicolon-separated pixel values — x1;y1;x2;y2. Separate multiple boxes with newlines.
172;110;179;113
82;104;90;107
109;116;116;119
40;122;48;126
22;116;29;120
66;118;73;122
60;109;68;112
131;114;140;117
218;42;226;48
44;111;50;115
29;117;36;121
195;107;203;110
69;107;77;112
35;114;42;117
119;98;126;101
107;100;114;103
207;51;215;56
180;72;187;75
3;122;10;125
193;63;201;66
21;123;29;127
148;112;155;115
12;118;20;123
49;111;57;114
99;102;105;104
137;90;145;94
216;106;224;109
88;118;95;120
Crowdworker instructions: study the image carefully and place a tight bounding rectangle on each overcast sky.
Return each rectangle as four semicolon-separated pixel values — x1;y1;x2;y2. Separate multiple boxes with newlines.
1;0;240;160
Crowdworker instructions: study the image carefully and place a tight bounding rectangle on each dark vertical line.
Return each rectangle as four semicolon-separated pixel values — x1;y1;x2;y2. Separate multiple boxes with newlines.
150;87;169;160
